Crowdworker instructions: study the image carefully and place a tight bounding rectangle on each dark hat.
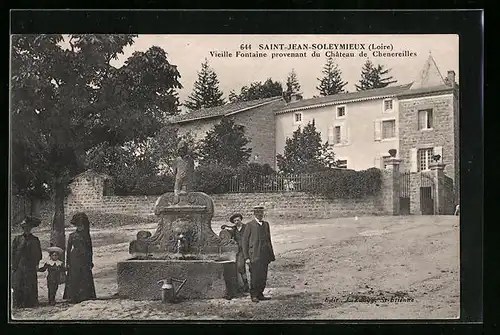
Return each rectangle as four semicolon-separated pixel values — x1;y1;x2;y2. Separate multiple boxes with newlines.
253;205;265;211
229;213;243;223
21;216;41;228
70;212;90;227
137;231;152;239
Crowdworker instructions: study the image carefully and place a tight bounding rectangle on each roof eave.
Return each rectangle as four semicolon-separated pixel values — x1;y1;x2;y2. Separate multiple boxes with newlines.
396;86;454;99
172;97;282;124
276;92;404;115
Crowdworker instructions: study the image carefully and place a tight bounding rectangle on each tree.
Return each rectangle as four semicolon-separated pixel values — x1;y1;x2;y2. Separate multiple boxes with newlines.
228;90;239;103
11;34;182;253
86;124;181;194
355;59;398;91
283;69;302;102
184;59;225;110
197;117;251;168
316;57;348;96
276;120;335;174
230;78;283;102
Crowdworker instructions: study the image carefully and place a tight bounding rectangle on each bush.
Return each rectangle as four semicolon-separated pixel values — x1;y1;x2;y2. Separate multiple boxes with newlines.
193;164;236;194
303;167;382;199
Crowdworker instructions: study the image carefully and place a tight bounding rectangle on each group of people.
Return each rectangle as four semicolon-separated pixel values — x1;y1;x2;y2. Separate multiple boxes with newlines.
12;205;276;308
220;205;276;303
11;213;96;308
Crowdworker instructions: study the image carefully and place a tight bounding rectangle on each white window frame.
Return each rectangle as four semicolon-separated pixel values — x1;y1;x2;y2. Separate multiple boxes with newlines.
293;112;303;125
381;119;397;140
336;105;347;119
383;99;394;113
417;148;434;172
418;108;433;131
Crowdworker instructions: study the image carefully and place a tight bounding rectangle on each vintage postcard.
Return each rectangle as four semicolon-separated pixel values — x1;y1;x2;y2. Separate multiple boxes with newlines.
10;34;459;321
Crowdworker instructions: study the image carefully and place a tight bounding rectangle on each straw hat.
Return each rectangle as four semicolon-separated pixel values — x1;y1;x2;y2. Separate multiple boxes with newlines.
47;246;64;255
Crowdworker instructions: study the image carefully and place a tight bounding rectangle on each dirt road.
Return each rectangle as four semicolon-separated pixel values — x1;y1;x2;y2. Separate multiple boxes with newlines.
11;215;459;320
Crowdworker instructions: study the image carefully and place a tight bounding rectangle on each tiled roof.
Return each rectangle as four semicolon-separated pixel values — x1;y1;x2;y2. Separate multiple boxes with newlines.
275;84;413;114
397;84;454;98
170;96;282;124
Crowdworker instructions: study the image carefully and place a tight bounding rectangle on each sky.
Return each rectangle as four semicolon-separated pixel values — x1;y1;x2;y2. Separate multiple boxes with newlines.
109;34;459;107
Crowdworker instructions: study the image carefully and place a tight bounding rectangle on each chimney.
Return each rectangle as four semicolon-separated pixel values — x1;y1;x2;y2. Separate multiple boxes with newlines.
446;70;456;87
289;93;303;103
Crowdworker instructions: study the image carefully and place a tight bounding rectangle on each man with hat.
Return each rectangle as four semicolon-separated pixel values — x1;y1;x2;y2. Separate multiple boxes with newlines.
242;205;276;302
221;213;250;294
11;216;43;308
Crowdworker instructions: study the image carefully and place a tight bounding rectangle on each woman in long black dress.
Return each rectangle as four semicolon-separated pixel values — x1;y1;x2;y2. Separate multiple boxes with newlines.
11;216;43;308
63;212;96;303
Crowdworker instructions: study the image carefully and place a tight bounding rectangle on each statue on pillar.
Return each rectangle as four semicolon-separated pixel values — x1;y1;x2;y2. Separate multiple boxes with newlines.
173;140;195;204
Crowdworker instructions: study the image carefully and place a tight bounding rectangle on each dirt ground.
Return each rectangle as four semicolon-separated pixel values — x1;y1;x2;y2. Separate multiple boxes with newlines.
10;215;460;320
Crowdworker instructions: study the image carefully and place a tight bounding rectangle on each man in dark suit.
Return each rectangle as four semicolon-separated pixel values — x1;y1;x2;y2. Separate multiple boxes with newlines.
242;205;276;303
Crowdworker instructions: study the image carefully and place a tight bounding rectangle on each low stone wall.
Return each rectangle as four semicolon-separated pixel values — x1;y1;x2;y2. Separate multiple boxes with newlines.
61;191;390;222
211;192;385;220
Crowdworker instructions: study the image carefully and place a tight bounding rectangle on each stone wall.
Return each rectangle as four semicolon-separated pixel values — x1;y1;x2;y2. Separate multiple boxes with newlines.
398;92;458;188
57;169;396;222
176;100;285;167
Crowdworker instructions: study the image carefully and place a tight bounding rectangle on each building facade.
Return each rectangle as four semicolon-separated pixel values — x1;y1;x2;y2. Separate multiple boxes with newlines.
274;55;459;200
170;97;285;167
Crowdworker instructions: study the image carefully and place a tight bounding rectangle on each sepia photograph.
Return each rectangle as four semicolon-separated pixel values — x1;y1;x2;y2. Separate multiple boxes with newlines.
10;33;460;321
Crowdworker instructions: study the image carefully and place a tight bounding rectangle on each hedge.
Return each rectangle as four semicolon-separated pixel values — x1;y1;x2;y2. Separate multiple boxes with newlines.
302;167;382;199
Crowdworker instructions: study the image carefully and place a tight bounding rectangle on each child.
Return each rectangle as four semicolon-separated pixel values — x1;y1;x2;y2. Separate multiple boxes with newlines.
38;246;64;305
129;230;152;258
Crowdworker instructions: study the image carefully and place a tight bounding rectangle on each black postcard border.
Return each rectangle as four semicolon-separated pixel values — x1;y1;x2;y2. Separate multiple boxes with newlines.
7;8;485;334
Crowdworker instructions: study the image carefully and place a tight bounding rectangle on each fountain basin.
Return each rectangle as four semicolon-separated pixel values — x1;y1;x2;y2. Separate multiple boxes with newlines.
117;258;238;300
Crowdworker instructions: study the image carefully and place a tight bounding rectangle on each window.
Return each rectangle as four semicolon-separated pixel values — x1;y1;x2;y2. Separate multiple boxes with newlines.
336;106;346;118
418;148;434;172
418;109;433;130
382;120;396;139
334;126;341;144
384;99;393;111
337;160;348;169
294;112;303;123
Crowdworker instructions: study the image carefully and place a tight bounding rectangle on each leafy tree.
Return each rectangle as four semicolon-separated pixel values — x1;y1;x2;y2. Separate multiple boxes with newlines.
197;117;251;168
86;124;181;194
11;34;182;252
316;57;348;96
283;69;302;102
228;90;239;103
230;78;283;102
184;59;225;110
355;59;397;91
276;120;336;174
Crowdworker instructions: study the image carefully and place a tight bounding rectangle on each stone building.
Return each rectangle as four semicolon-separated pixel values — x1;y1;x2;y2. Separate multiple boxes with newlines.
398;56;459;203
170;97;286;167
274;55;459;206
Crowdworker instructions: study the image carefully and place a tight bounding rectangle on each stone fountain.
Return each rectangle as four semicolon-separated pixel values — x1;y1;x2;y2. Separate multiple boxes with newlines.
117;142;239;300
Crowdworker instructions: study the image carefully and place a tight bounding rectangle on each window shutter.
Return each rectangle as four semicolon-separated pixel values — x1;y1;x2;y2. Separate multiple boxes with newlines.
433;146;443;162
346;124;350;144
328;126;334;145
374;120;382;141
410;148;418;172
341;124;347;144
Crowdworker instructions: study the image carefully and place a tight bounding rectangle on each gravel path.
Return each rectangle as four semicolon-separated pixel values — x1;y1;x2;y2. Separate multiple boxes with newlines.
11;215;459;320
